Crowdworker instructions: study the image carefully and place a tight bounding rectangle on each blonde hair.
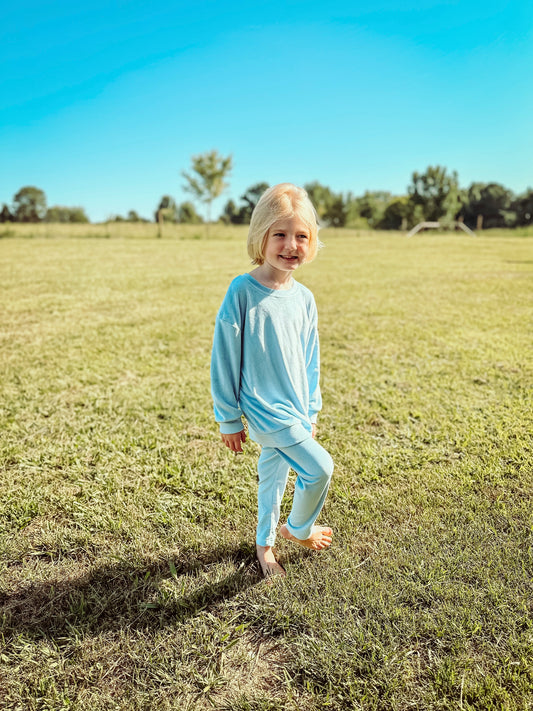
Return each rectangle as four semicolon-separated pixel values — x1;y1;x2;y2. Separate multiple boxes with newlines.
247;183;320;265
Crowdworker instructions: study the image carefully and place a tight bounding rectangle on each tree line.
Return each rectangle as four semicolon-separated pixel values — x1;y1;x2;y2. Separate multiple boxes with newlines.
2;153;532;230
0;187;90;224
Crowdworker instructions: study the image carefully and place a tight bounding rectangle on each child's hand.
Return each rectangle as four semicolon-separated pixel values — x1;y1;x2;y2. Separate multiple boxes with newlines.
312;423;317;439
221;429;246;453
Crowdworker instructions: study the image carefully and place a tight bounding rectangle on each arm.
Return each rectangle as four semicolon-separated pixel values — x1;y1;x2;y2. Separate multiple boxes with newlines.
306;303;322;426
211;314;245;437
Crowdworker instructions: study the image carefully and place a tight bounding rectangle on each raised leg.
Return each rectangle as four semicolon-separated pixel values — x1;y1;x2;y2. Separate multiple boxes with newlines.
275;437;333;547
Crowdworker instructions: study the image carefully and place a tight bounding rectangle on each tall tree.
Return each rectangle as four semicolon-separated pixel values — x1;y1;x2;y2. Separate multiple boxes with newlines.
182;150;232;226
407;166;460;223
461;182;515;229
13;186;47;222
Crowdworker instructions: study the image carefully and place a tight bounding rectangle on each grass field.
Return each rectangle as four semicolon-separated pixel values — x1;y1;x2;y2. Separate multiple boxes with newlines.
1;225;532;710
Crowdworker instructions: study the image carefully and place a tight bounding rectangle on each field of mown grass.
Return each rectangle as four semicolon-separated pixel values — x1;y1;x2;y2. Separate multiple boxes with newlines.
1;224;532;710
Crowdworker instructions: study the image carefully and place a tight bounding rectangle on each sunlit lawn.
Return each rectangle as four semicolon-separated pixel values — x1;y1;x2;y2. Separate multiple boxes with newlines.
1;225;532;710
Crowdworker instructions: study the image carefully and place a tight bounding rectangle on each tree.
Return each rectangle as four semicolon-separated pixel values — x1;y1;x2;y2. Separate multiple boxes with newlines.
182;150;232;226
303;182;349;227
323;194;348;228
303;182;335;221
0;204;14;222
461;182;515;229
355;191;392;227
220;182;269;225
13;186;47;222
155;195;178;223
220;199;241;225
377;197;411;230
45;206;89;223
341;193;366;228
513;189;533;226
68;207;90;223
407;166;460;223
177;201;203;224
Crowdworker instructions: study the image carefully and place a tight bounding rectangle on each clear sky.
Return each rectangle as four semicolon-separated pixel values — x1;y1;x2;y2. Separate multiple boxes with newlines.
2;0;532;222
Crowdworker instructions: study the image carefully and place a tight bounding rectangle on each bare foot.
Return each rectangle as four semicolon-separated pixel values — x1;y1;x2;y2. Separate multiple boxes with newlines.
256;545;286;581
279;524;333;550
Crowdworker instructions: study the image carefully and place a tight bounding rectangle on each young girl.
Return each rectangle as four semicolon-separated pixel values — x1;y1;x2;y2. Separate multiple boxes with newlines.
211;183;333;579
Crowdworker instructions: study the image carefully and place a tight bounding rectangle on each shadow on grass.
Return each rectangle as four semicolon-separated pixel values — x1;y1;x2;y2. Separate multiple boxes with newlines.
0;542;280;641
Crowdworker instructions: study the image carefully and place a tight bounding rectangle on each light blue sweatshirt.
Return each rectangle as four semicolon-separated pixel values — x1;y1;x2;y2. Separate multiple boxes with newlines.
211;273;322;447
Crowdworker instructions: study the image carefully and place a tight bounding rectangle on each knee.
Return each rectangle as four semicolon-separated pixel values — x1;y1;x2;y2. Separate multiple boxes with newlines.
316;452;334;485
324;453;334;481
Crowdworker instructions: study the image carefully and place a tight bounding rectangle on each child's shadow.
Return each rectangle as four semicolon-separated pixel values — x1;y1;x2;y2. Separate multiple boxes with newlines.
0;542;278;641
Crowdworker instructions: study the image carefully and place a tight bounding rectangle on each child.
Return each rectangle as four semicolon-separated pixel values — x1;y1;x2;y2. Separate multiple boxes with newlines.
211;183;333;579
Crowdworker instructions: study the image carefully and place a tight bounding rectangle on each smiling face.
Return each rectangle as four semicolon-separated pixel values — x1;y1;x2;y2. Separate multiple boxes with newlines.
247;184;319;267
262;216;311;277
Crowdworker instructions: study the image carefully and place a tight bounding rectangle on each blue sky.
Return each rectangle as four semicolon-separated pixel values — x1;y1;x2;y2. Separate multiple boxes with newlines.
1;0;532;222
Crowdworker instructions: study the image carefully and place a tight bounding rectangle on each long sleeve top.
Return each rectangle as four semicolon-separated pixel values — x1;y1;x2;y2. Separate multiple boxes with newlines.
210;273;322;447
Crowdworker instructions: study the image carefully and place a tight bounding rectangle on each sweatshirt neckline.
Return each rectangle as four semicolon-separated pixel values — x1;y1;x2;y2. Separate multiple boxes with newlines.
244;273;299;297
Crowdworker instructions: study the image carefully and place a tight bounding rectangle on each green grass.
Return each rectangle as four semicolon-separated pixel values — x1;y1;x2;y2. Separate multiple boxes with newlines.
1;226;532;710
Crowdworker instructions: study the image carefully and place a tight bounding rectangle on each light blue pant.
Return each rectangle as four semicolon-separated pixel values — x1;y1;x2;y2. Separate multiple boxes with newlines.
256;437;334;547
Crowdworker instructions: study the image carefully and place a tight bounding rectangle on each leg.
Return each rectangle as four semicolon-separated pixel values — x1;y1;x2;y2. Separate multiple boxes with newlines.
256;447;290;547
256;447;290;578
276;438;334;550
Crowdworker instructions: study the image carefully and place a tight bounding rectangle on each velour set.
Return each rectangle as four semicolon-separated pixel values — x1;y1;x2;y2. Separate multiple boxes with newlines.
211;273;333;546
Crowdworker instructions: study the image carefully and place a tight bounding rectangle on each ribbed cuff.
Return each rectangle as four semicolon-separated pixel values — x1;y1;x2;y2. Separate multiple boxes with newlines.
219;418;244;435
